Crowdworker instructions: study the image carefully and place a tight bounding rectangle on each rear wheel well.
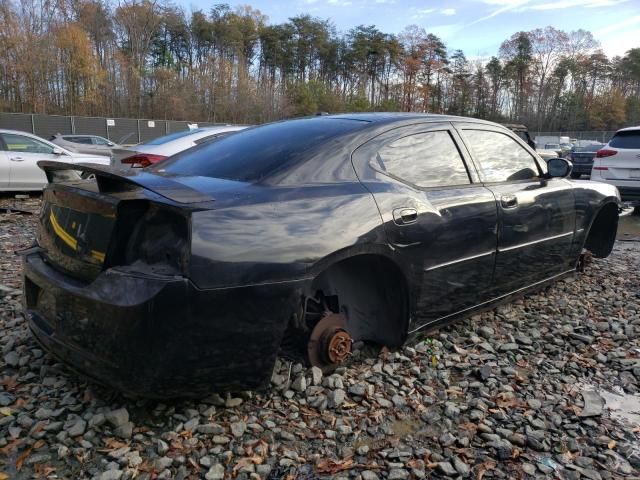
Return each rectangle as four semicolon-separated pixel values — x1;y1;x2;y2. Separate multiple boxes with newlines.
280;254;409;361
309;254;409;347
584;202;618;258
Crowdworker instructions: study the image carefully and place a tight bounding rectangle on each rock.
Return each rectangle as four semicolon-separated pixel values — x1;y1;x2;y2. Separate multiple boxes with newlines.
99;470;123;480
348;383;366;397
361;471;379;480
291;375;306;392
388;469;409;480
569;333;595;344
230;421;246;437
67;419;87;437
580;390;604;417
437;462;458;476
205;464;225;480
114;422;134;439
329;389;346;408
105;408;129;428
479;326;494;339
357;444;370;456
310;366;323;386
157;439;169;455
439;432;456;447
452;456;470;475
225;397;243;408
4;351;19;367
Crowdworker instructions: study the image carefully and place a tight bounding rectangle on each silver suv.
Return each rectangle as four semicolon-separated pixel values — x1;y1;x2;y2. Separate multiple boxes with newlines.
50;134;121;157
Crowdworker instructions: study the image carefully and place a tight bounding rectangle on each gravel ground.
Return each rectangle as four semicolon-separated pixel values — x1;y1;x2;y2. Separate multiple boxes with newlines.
1;196;639;480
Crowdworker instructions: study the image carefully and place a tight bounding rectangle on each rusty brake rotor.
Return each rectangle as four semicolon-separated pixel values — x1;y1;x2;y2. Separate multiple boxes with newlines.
307;312;352;367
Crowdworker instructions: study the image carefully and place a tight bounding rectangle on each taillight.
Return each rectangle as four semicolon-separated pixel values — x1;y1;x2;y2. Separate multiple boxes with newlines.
121;153;167;168
595;149;617;158
593;166;609;170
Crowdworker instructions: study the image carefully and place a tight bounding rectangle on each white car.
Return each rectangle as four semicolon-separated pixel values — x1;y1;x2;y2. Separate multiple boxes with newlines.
590;126;640;204
111;125;248;169
0;129;109;191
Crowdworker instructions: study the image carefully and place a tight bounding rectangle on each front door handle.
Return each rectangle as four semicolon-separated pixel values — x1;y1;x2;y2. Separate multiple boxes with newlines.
10;156;24;162
393;208;418;225
500;194;518;209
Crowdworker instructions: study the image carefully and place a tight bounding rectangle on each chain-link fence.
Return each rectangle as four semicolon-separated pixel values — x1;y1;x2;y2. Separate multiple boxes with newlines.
0;113;620;146
0;112;223;145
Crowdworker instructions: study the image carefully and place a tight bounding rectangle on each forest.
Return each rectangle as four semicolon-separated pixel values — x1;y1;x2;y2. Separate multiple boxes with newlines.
1;0;639;131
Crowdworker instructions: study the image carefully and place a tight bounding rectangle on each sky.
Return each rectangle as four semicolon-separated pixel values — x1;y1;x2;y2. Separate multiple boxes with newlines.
188;0;640;58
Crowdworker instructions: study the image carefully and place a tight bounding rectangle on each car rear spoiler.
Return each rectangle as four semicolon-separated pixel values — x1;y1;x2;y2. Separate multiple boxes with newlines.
38;161;214;204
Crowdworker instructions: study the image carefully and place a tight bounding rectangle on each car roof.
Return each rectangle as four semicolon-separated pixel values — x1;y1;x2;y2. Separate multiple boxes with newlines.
320;112;497;125
616;126;640;133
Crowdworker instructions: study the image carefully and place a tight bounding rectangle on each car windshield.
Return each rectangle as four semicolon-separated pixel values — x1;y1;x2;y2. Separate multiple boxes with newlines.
154;118;366;183
142;129;205;145
610;130;640;149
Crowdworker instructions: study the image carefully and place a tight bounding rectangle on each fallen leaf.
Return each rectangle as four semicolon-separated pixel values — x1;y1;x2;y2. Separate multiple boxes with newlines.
16;448;32;471
316;458;354;474
608;440;617;449
0;473;9;480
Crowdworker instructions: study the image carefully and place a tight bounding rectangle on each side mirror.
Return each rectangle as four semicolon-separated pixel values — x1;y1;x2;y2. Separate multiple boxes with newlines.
52;147;64;155
107;142;115;147
547;158;572;178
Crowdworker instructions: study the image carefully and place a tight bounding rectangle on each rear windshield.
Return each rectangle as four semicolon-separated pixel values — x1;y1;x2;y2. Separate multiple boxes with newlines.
154;118;366;183
142;129;204;145
610;130;640;149
574;143;604;152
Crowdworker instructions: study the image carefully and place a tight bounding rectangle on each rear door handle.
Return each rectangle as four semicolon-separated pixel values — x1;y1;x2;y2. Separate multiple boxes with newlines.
10;156;24;162
393;208;418;225
500;194;518;209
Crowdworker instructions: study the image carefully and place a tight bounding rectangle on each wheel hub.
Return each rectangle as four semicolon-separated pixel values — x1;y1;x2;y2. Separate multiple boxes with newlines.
308;313;352;367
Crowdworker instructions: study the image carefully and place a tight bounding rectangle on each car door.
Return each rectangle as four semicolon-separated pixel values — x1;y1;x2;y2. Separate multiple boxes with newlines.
456;124;576;295
352;122;498;329
0;132;58;190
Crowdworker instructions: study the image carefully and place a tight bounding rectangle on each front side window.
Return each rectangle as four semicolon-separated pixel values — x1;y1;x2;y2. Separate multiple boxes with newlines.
375;131;470;188
92;137;111;145
462;130;540;183
1;133;55;154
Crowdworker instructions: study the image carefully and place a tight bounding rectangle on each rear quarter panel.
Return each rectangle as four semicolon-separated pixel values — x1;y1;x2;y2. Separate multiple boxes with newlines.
188;183;388;289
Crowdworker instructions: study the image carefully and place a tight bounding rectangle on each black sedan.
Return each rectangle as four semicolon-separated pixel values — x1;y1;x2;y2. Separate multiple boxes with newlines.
22;114;620;398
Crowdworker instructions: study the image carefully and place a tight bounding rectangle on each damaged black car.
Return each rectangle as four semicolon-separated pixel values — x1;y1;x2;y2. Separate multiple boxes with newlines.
22;114;620;398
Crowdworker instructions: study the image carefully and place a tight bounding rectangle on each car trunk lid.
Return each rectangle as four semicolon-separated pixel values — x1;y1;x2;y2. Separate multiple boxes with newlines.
36;161;210;281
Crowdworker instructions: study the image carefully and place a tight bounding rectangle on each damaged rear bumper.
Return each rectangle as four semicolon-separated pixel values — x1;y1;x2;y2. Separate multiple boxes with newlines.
22;250;305;398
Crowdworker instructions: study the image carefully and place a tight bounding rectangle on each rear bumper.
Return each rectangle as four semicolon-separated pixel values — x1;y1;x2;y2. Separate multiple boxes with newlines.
23;250;304;397
571;163;593;175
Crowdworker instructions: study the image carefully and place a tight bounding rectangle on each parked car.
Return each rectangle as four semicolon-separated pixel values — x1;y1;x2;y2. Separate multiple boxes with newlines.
0;129;109;191
565;142;605;179
50;134;121;157
591;126;640;204
536;148;559;162
22;114;620;397
544;143;562;156
111;125;248;168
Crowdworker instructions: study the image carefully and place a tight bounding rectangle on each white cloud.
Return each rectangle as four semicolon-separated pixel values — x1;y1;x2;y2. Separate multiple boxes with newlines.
467;0;530;26
440;8;456;15
595;14;640;35
526;0;628;10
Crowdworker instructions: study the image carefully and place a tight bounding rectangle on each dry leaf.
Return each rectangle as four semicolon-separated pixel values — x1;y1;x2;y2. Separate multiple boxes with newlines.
316;458;354;474
16;448;32;471
0;473;9;480
608;440;617;449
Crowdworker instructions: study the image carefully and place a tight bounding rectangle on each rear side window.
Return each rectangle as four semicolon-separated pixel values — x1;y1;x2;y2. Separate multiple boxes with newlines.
65;136;92;144
1;133;54;154
610;131;640;149
157;119;366;183
462;130;540;182
375;131;470;188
